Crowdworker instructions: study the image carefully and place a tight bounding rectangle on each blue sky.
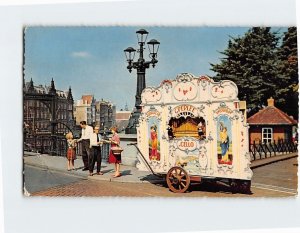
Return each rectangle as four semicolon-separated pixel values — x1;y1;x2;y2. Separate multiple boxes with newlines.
24;26;285;110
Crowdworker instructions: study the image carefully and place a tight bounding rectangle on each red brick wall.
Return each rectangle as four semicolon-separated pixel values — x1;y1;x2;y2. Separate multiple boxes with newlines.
273;127;285;142
249;125;293;144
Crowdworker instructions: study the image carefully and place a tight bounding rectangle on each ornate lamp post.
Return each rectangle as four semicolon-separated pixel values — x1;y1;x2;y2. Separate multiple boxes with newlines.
124;29;160;134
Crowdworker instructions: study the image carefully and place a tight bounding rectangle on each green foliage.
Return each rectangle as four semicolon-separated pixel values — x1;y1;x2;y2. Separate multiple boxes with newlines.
276;27;298;119
210;27;298;119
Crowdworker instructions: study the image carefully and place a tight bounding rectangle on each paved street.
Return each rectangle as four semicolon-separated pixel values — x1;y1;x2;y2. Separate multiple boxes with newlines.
251;157;298;196
26;157;298;197
24;165;86;194
31;179;296;197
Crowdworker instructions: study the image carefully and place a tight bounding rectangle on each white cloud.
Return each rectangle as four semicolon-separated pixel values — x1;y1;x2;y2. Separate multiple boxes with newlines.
71;51;91;58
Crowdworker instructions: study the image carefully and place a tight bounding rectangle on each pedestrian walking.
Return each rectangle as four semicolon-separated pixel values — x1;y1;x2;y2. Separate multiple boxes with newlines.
108;126;122;178
89;125;103;176
66;132;76;171
76;121;93;171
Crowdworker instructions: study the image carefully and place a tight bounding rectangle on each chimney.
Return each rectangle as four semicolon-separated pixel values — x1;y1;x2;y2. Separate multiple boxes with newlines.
267;97;274;107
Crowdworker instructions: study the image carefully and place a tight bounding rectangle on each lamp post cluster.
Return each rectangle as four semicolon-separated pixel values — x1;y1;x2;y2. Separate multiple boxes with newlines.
124;29;160;134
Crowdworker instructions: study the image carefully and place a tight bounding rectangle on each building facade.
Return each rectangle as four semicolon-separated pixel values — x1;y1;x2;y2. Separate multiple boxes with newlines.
23;78;75;153
74;100;91;125
74;96;116;130
95;99;116;130
82;95;96;124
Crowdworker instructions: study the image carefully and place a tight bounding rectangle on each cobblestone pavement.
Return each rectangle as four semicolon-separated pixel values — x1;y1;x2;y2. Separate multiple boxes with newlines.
31;179;295;197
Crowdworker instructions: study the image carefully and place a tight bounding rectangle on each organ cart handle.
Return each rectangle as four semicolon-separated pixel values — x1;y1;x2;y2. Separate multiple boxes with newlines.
127;143;164;178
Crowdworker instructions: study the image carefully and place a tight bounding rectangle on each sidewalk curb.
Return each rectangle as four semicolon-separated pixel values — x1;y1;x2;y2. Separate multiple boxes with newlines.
88;175;165;184
250;153;298;169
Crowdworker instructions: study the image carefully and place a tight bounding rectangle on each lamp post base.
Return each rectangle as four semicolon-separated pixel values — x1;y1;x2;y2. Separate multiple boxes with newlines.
125;109;141;134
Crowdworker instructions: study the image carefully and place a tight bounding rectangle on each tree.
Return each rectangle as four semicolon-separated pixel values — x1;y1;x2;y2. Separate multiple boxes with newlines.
276;27;298;119
210;27;280;115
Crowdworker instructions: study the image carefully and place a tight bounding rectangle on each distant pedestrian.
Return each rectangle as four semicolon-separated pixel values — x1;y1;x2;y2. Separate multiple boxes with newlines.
76;121;93;171
66;132;76;171
108;126;122;178
89;125;103;176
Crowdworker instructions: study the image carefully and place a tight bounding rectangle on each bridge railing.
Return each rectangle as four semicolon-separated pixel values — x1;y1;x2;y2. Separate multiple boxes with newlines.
25;134;297;162
24;134;68;156
24;134;110;161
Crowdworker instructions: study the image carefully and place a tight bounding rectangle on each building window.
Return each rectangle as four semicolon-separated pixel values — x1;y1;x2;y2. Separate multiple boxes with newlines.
262;128;273;143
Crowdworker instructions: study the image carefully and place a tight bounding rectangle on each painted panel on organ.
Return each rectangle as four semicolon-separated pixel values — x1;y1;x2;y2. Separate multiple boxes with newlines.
148;117;161;161
217;115;233;165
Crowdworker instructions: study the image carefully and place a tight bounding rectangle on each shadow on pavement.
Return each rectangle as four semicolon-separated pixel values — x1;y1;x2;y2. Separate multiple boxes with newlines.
74;166;84;171
121;170;132;176
139;174;165;184
190;180;253;195
101;169;114;174
140;175;253;195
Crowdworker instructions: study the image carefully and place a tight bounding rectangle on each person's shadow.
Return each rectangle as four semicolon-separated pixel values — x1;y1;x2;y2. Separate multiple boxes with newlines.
120;170;132;176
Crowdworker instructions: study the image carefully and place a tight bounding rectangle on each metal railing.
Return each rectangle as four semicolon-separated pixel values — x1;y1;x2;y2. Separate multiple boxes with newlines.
24;134;111;161
249;139;298;161
25;134;297;163
24;134;68;156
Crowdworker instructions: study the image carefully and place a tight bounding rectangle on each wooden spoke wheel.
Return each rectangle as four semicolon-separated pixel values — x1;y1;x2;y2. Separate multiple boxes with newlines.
166;166;190;193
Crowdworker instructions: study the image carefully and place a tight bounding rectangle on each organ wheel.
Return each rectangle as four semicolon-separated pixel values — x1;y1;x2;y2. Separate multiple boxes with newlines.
166;166;190;193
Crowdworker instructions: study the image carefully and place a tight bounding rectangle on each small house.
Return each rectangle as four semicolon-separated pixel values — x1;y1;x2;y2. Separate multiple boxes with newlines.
247;97;297;144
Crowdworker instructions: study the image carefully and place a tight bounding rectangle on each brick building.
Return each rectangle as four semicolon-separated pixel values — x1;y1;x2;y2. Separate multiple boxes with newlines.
23;78;75;153
247;97;297;144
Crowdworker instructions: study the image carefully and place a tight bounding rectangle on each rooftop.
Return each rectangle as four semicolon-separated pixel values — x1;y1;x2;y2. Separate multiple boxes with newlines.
247;98;297;125
24;80;70;98
81;95;94;104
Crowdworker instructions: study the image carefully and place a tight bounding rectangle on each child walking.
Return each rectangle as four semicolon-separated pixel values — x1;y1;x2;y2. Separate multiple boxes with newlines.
66;132;77;171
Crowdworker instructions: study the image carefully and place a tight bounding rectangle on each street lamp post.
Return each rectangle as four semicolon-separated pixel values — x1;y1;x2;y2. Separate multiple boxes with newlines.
124;29;160;134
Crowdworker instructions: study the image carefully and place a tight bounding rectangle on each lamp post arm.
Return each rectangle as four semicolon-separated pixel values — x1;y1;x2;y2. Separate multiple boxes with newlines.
150;58;158;67
127;62;133;73
130;61;150;70
143;61;152;69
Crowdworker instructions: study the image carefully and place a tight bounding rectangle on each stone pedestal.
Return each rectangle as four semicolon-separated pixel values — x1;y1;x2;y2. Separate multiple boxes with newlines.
119;133;138;166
